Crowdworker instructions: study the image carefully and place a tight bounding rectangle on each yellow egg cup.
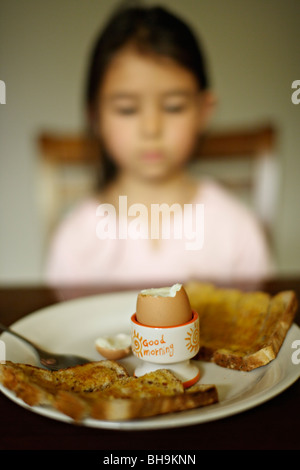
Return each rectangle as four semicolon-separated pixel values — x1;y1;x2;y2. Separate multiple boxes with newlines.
131;311;200;388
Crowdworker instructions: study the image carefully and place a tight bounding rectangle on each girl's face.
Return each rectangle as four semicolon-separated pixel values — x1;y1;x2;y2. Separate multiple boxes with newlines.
95;47;213;182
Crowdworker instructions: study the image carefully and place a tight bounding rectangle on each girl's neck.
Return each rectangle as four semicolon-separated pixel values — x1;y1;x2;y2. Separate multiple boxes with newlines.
101;169;198;209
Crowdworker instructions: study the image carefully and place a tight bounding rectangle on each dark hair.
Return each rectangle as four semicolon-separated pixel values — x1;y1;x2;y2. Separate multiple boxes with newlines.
85;2;210;188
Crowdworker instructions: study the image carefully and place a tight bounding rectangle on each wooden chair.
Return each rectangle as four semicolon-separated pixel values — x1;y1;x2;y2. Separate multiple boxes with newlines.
36;123;278;244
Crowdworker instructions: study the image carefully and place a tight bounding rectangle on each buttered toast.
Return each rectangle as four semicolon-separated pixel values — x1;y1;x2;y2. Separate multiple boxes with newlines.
55;369;218;421
0;360;129;407
0;361;218;421
185;282;298;371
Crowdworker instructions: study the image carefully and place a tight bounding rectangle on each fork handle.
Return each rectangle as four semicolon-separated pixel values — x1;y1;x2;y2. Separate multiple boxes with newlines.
0;322;38;350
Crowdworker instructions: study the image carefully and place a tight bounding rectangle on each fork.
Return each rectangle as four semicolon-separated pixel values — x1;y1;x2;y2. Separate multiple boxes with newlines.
0;322;91;371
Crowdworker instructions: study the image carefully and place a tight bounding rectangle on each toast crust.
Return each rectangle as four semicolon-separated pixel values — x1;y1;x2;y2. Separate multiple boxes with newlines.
185;282;298;371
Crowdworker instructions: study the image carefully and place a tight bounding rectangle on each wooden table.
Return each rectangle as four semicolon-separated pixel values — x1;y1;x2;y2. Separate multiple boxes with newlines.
0;278;299;454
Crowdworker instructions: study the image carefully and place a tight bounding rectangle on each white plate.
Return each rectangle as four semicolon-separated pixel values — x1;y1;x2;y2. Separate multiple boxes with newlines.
0;290;299;430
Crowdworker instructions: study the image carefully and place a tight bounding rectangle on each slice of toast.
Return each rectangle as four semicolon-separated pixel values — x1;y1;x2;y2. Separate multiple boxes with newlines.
0;361;218;421
184;282;298;371
55;369;218;421
89;381;218;421
0;360;129;407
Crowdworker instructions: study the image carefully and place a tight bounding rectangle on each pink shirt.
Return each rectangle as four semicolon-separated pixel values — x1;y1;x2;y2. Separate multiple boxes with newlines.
45;179;273;287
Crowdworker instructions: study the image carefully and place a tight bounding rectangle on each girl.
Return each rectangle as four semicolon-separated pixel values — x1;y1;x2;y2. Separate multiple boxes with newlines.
45;3;272;287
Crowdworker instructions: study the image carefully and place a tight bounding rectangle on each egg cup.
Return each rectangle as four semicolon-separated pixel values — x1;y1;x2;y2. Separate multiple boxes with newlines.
131;311;200;388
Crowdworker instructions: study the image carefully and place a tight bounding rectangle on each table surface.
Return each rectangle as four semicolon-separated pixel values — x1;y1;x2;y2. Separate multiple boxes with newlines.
0;277;299;451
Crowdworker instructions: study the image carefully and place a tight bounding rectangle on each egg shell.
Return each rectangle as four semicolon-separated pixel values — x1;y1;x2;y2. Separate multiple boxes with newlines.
95;334;131;360
136;285;193;327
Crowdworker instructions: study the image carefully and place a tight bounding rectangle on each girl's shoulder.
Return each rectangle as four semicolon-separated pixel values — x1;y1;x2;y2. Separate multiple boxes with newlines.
61;196;99;223
51;196;100;241
193;177;264;232
195;178;252;214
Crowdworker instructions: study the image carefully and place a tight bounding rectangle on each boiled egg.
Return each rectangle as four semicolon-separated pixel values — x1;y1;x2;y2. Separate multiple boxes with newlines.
136;283;193;327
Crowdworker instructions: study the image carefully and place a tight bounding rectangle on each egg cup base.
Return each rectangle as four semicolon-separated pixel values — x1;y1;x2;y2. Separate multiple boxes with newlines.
133;359;201;388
